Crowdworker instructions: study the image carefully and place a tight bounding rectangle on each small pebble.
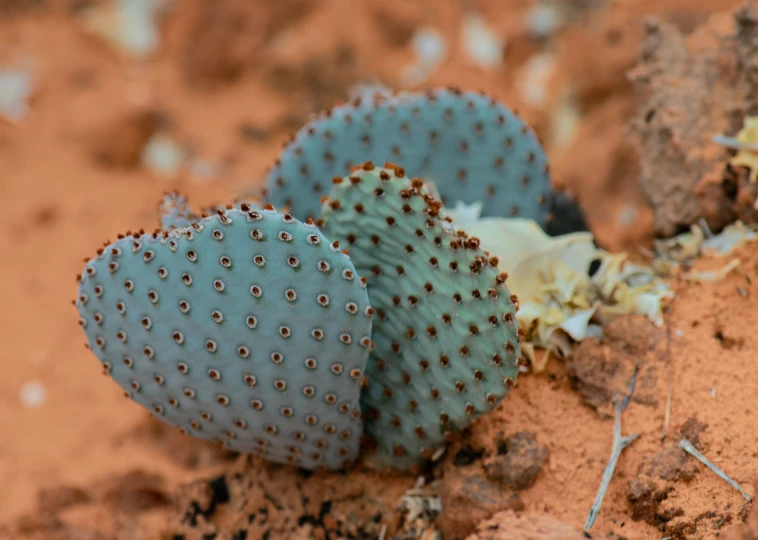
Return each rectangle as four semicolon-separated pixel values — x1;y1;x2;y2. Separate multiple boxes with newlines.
462;13;504;69
141;133;185;176
525;3;564;39
411;27;447;67
20;380;47;409
403;27;447;84
0;69;33;121
519;53;555;105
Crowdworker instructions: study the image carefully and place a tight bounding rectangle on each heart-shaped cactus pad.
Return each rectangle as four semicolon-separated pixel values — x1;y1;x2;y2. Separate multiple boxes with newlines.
320;163;523;469
75;203;373;470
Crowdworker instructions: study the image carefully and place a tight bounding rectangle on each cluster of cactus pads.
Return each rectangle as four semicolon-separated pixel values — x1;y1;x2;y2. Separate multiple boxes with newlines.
76;87;568;471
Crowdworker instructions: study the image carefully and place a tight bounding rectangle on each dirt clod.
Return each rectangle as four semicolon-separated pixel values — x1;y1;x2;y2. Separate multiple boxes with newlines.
438;469;524;540
629;4;758;237
37;485;91;514
567;315;667;417
626;419;715;537
92;108;166;168
97;470;171;513
722;482;757;540
483;432;548;491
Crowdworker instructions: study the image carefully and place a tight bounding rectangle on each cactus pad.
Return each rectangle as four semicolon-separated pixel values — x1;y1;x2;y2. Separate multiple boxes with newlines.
266;87;552;227
319;162;523;469
75;203;373;470
159;191;197;231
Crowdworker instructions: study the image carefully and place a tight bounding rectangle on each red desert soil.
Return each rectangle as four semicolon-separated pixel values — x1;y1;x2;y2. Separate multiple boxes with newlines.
0;1;755;539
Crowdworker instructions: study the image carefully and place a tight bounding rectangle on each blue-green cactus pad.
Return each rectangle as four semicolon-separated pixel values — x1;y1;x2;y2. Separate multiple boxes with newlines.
159;191;196;231
266;87;552;227
76;203;373;470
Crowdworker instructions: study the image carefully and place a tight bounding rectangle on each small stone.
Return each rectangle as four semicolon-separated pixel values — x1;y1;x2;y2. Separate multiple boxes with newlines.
19;380;46;409
483;431;548;491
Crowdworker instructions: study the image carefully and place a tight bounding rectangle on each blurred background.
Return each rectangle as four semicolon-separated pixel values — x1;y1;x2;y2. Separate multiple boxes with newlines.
0;0;742;253
0;1;753;538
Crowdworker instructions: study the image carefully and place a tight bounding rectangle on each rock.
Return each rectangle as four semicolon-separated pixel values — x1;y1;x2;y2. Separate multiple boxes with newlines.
438;469;524;540
628;5;758;237
483;432;548;491
466;510;586;540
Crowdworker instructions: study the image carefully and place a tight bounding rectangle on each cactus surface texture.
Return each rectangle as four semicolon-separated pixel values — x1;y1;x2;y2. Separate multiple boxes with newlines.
320;162;523;469
266;87;553;228
159;191;197;231
75;204;373;470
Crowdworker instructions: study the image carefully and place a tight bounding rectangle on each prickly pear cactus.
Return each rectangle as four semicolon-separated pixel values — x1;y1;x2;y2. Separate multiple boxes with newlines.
160;192;260;231
266;87;552;227
75;203;373;470
319;162;523;469
160;191;197;231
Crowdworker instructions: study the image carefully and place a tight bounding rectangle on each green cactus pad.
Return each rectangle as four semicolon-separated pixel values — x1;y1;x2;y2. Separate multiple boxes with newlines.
320;162;523;469
265;87;552;226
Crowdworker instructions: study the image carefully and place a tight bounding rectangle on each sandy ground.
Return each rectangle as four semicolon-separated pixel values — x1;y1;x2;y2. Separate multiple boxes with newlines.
0;1;756;539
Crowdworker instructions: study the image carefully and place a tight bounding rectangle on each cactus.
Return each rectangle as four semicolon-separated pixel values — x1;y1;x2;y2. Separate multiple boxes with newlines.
75;203;374;470
265;87;553;228
159;192;262;231
319;162;523;469
159;191;197;231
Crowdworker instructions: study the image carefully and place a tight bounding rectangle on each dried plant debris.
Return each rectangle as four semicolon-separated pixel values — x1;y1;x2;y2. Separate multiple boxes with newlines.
447;202;672;369
651;220;758;279
629;4;758;237
584;370;639;532
679;439;752;502
395;477;442;539
717;116;758;183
